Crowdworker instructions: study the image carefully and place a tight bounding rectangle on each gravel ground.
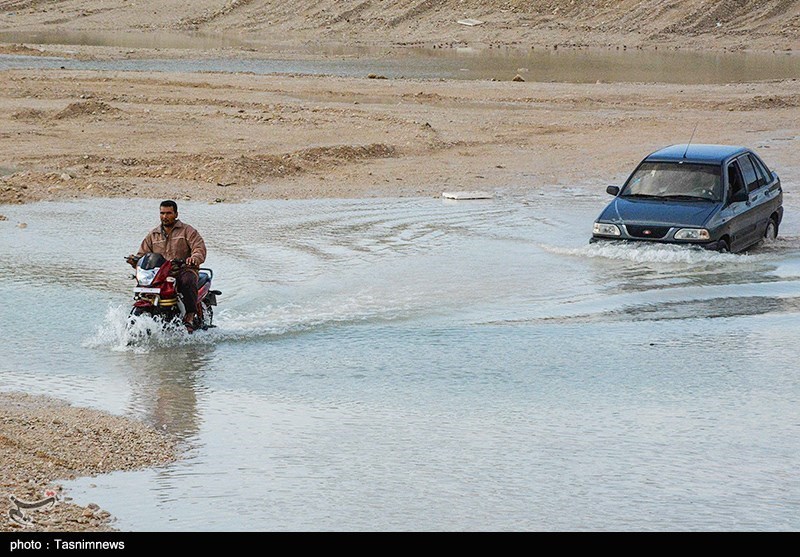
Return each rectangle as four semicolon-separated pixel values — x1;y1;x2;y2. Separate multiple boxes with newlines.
0;392;176;532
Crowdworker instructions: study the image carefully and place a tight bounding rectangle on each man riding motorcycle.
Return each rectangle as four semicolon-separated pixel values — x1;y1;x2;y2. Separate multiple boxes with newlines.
126;200;207;332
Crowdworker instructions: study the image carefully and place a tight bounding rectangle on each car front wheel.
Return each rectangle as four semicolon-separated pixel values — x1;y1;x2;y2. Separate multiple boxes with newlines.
764;218;778;242
717;239;730;253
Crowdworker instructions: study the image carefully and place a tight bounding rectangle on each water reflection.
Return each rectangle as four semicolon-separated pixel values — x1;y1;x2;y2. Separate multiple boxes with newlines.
120;346;212;442
606;261;784;292
583;241;785;294
0;30;797;83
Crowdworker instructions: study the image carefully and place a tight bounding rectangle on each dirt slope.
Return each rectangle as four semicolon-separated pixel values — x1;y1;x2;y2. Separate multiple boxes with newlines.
0;1;798;51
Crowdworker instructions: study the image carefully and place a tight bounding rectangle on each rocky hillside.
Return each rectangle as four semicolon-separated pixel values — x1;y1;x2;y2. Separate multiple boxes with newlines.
0;0;798;50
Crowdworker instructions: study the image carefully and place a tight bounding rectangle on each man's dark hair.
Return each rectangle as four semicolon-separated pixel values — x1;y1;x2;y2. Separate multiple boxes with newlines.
160;200;178;212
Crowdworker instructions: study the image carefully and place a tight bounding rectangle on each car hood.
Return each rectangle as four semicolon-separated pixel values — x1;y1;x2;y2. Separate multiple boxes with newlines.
598;197;719;227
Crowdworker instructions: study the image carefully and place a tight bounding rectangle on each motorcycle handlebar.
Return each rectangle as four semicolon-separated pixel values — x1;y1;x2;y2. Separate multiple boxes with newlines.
171;259;202;269
125;255;196;269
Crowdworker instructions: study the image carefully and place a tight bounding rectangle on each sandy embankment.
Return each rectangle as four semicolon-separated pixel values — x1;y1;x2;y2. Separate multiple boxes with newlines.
0;69;798;210
0;0;799;532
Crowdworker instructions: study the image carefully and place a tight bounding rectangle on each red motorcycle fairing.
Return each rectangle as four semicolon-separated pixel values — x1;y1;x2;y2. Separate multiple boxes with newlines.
129;254;220;331
133;259;178;308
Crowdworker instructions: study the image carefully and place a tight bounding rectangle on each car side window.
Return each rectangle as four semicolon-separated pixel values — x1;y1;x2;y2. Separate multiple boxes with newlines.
727;161;746;202
738;155;760;192
748;154;770;187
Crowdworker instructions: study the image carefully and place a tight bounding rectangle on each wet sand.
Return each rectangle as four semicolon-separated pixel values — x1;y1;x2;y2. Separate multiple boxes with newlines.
1;0;799;532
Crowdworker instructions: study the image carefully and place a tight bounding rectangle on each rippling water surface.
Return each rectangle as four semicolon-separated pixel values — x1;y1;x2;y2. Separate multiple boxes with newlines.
1;189;799;531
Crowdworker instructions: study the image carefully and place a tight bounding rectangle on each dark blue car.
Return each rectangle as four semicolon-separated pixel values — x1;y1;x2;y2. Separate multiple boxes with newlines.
591;144;783;253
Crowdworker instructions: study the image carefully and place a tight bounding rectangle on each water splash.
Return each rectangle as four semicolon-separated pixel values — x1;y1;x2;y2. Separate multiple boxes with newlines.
83;305;199;352
83;293;419;352
542;241;766;265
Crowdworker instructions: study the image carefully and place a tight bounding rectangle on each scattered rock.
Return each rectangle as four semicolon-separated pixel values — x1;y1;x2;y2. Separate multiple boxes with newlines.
442;190;493;200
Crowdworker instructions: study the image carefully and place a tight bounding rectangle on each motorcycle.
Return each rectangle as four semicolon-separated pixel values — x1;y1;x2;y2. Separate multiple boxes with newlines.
127;253;221;332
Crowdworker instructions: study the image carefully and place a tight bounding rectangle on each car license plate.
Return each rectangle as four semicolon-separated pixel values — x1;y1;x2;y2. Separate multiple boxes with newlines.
134;287;161;294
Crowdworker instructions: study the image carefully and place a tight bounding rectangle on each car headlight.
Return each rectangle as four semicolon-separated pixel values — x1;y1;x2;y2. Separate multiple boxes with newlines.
674;228;710;241
593;222;621;236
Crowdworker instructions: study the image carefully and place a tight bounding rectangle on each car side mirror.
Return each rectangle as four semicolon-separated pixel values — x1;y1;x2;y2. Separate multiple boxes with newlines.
606;185;620;196
731;190;748;203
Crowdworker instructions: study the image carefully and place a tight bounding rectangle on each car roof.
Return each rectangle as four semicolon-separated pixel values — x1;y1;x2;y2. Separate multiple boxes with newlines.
645;144;749;164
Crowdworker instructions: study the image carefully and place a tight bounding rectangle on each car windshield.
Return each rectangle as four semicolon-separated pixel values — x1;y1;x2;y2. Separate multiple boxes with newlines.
622;162;722;201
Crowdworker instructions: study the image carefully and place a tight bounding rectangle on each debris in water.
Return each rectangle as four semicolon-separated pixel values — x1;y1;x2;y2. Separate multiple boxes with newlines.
442;191;493;200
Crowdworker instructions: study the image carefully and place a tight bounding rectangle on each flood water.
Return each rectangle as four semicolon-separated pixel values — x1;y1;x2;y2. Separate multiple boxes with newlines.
1;187;799;531
0;29;799;83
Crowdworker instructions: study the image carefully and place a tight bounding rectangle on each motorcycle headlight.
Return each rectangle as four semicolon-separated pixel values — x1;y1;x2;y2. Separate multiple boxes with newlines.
593;222;621;236
674;228;710;241
136;267;157;286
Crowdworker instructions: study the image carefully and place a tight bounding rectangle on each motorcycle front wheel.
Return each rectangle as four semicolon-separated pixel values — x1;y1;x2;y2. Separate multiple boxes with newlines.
199;300;214;329
129;305;181;330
